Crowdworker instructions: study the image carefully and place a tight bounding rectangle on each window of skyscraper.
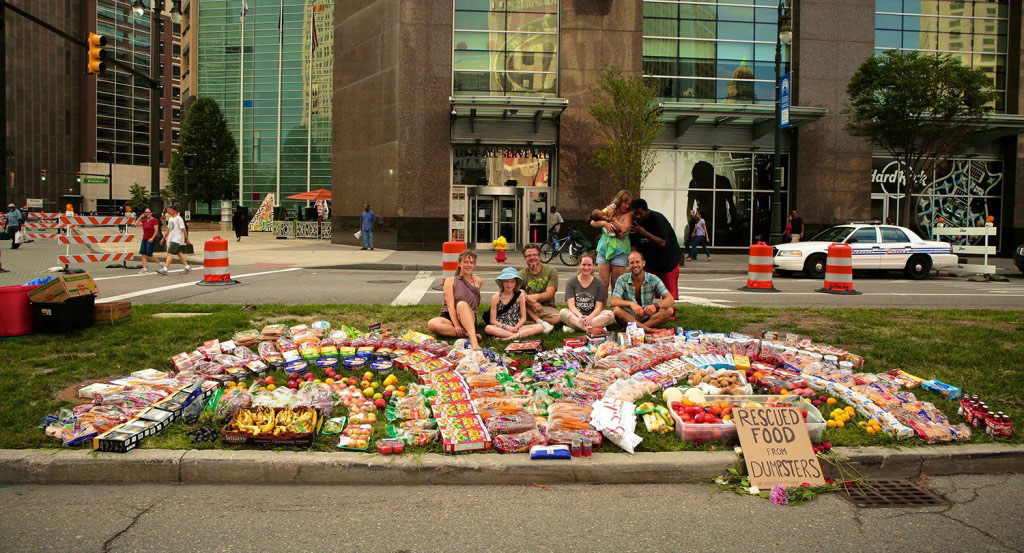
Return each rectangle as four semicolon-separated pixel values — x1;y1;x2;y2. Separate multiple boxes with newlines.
875;0;1009;112
643;0;790;104
453;0;559;98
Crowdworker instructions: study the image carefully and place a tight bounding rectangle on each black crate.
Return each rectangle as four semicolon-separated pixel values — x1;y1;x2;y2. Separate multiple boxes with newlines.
32;294;96;334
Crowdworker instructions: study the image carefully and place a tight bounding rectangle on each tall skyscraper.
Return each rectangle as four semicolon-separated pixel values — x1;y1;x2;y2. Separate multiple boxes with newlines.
197;0;334;210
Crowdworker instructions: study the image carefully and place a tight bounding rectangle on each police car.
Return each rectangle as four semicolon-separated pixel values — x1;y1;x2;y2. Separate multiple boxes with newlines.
773;224;957;280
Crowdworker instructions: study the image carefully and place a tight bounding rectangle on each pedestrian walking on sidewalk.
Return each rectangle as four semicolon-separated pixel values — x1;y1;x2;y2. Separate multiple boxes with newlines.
5;203;24;249
790;210;804;242
134;207;160;273
687;210;711;262
359;203;379;250
232;205;249;242
158;205;192;275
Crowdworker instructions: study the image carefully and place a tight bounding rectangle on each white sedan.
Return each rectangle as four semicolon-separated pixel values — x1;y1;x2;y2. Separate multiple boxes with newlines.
773;224;957;280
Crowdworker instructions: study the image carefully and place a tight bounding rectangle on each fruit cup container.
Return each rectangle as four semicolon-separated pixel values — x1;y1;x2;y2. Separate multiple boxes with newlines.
669;394;826;444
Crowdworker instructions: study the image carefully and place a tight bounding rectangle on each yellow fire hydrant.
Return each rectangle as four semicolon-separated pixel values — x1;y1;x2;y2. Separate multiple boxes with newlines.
493;235;508;263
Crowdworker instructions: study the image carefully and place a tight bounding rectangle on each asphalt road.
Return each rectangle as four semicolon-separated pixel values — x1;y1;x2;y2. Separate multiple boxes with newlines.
1;475;1020;552
66;267;1024;310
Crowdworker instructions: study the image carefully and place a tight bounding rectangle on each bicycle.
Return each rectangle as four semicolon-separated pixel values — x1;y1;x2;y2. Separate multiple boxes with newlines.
541;227;593;266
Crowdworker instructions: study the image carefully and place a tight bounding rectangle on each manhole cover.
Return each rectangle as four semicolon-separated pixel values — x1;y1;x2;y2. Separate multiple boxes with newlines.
367;280;405;284
841;479;947;508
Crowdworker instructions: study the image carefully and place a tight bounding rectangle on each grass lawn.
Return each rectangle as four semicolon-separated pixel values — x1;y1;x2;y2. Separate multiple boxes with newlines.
1;304;1021;453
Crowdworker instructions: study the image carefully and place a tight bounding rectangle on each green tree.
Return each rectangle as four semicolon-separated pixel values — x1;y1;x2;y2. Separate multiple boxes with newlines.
168;97;239;212
844;50;995;230
587;66;663;194
127;183;149;213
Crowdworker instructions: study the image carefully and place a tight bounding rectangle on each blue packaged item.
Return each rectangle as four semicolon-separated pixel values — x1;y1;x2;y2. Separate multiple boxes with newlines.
284;360;308;375
316;357;339;370
343;356;367;370
922;379;961;400
371;359;393;373
529;444;571;460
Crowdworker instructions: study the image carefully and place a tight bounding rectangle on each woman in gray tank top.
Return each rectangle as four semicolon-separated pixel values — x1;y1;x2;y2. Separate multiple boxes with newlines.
428;250;483;350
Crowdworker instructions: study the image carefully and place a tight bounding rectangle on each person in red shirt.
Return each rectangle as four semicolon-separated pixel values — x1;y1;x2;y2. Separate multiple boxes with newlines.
133;208;160;274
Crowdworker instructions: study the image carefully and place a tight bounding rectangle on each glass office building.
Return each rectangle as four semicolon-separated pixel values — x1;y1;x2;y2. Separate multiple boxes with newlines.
873;0;1010;245
640;0;794;248
449;0;561;247
643;0;790;104
197;0;333;209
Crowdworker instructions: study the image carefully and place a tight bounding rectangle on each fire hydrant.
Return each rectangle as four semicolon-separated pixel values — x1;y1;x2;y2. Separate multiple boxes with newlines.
493;236;508;263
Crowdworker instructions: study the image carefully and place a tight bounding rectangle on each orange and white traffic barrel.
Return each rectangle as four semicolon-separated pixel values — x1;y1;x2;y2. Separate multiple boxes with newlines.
817;243;860;295
442;240;466;280
196;236;239;286
739;241;779;292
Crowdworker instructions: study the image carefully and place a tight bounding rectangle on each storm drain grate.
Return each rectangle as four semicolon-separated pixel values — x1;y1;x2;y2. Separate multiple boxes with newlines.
841;479;947;508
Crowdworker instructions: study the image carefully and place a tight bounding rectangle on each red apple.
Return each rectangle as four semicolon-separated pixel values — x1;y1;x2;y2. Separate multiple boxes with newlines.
695;413;706;424
374;398;386;409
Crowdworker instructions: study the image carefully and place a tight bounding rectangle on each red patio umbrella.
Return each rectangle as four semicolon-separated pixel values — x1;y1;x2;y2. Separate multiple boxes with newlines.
286;188;332;201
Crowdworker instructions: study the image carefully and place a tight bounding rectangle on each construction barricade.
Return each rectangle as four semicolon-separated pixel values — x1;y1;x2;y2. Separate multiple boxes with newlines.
196;236;239;286
56;215;136;271
739;242;779;292
816;243;860;295
442;240;466;280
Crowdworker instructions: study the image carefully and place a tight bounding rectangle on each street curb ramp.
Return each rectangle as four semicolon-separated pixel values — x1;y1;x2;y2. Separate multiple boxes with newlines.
2;444;1023;485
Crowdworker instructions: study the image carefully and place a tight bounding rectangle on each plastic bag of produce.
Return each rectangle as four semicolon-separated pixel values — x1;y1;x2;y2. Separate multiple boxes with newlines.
485;411;536;436
493;428;547;453
472;397;528;420
547;403;593;431
214;387;252;422
260;324;288;340
590;399;642;454
546;428;603;447
294;382;338;417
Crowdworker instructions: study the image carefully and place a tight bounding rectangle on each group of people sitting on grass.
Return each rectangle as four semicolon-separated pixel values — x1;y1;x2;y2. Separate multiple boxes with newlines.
427;244;675;351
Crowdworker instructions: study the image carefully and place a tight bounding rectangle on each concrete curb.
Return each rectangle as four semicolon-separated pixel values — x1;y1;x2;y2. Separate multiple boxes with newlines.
297;263;749;275
1;444;1021;485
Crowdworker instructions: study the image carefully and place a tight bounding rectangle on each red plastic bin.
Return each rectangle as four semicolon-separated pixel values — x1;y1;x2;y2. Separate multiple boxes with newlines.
0;285;39;337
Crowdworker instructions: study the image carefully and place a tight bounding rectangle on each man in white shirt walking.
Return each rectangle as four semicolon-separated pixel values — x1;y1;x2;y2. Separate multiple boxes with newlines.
158;205;192;275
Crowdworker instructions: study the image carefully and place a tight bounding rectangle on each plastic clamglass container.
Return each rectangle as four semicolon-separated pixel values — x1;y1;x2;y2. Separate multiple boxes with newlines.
669;394;826;444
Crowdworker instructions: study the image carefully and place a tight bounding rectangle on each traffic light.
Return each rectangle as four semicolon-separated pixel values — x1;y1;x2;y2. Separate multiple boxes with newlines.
76;171;82;183
40;169;47;182
87;33;107;74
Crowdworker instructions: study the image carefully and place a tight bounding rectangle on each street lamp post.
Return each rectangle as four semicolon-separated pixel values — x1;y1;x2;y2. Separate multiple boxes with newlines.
131;0;181;217
769;2;793;245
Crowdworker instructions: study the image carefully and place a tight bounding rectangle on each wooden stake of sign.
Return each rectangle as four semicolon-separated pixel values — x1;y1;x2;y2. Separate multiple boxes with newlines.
732;406;826;488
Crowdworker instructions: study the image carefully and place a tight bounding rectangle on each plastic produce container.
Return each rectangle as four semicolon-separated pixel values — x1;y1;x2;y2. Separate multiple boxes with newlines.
669;394;825;444
0;285;39;337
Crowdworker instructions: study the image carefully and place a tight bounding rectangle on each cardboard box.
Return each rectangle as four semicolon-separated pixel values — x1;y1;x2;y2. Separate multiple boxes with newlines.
94;301;132;324
28;273;98;303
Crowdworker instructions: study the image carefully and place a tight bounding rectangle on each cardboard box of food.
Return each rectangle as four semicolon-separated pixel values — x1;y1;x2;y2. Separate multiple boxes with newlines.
28;273;98;303
94;301;132;324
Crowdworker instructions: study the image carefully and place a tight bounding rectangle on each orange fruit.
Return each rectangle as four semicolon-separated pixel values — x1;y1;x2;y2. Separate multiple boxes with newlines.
835;420;845;428
826;397;837;405
826;420;836;428
866;427;877;435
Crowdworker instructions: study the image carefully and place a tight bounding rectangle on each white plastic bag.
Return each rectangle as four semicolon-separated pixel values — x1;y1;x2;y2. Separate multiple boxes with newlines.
14;230;23;244
354;230;362;240
590;398;642;454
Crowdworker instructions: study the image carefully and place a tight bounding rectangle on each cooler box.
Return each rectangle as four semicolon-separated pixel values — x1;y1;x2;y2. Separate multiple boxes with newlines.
0;285;38;337
33;295;96;334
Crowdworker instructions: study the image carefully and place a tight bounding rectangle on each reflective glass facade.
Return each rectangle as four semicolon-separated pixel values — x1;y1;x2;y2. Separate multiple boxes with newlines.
643;0;790;104
96;0;154;166
875;0;1009;111
643;150;789;247
198;0;333;208
453;0;559;97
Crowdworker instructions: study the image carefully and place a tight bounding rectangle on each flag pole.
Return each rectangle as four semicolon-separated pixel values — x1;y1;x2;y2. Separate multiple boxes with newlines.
238;1;246;207
305;5;314;207
276;0;284;211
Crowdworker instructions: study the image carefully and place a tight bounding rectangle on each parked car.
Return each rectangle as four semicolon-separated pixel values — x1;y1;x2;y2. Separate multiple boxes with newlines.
773;224;958;280
1014;242;1024;275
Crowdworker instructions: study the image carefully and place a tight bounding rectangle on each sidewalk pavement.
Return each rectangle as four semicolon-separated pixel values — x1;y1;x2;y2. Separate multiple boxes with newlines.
1;443;1021;485
76;227;1023;276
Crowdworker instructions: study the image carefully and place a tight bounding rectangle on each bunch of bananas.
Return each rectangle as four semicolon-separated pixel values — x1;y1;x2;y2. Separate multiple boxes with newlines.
636;402;675;434
227;407;318;436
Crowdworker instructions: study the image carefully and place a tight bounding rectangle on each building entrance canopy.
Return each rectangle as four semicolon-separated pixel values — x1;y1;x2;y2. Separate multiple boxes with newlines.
658;102;828;143
450;96;568;145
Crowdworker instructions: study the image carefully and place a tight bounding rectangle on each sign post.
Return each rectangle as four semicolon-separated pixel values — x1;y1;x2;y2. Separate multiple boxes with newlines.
732;406;825;488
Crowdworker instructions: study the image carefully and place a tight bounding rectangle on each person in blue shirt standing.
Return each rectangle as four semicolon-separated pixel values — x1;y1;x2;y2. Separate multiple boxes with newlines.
359;203;379;250
5;203;24;249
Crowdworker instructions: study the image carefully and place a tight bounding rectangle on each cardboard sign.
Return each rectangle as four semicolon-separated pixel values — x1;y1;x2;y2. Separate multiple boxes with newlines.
733;406;825;488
